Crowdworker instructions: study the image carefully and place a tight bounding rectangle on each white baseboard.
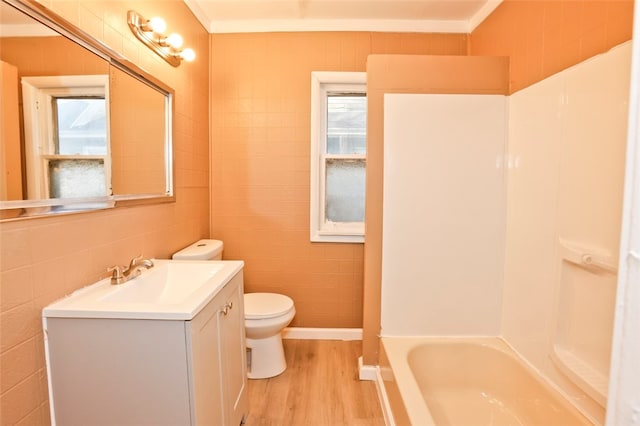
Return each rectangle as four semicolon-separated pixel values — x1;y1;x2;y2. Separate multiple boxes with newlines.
282;327;362;341
375;366;395;426
358;356;378;381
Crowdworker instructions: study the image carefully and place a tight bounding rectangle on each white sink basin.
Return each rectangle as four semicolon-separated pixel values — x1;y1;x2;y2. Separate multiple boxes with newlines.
43;259;244;320
101;262;226;305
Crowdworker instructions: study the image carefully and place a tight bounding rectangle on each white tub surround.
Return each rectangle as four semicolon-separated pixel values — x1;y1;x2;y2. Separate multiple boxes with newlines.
381;93;507;336
505;42;631;421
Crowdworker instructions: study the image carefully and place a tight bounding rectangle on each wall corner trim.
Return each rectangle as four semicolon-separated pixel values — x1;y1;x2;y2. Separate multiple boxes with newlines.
358;356;378;381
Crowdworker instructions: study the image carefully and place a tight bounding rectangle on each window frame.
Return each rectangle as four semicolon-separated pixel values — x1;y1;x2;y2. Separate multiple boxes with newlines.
310;71;366;243
21;75;111;199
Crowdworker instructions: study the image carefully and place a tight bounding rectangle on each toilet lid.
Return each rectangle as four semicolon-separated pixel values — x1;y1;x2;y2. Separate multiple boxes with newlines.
244;293;294;319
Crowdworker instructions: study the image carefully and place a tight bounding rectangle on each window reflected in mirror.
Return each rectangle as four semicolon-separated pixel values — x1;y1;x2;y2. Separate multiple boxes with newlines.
48;158;106;198
21;75;111;199
54;97;108;155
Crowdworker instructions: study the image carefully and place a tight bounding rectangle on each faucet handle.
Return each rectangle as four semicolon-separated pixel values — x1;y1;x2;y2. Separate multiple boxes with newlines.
108;265;126;285
127;254;143;270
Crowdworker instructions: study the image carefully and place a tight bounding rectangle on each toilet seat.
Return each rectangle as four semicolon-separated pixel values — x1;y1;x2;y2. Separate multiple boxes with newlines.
244;293;294;319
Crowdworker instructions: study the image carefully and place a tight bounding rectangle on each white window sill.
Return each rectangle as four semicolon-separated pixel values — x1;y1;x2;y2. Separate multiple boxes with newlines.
311;233;364;243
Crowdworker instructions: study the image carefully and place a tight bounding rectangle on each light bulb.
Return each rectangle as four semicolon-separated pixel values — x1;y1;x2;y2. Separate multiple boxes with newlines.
147;16;166;34
181;48;196;62
165;33;183;49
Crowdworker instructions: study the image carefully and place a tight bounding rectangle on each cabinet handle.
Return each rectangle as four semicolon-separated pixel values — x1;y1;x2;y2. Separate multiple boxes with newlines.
221;302;233;316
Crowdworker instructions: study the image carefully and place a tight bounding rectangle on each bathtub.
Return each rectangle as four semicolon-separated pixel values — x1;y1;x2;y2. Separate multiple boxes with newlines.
378;337;592;425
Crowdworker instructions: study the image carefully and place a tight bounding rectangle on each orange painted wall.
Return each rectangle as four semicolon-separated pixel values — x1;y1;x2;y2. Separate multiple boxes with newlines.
0;1;209;424
210;32;468;328
471;0;634;93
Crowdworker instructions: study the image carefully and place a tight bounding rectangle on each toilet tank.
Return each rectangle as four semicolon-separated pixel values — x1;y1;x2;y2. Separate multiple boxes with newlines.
172;239;224;260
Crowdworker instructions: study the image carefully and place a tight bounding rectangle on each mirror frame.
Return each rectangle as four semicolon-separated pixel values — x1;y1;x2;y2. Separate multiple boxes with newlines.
0;0;175;221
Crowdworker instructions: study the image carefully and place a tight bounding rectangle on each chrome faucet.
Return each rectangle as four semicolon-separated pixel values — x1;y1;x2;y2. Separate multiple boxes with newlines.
108;255;154;285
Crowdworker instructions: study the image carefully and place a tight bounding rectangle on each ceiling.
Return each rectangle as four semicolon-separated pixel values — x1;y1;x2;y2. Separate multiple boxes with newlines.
184;0;502;34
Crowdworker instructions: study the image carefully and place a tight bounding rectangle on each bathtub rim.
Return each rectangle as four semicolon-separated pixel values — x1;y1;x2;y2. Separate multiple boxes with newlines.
380;337;436;426
378;336;596;426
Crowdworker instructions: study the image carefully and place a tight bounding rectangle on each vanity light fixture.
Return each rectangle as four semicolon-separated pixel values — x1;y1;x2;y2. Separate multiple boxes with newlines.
127;10;195;67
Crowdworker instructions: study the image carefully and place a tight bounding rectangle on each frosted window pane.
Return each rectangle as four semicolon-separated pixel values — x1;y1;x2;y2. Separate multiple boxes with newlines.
54;98;107;155
325;159;365;222
326;95;366;155
48;159;106;198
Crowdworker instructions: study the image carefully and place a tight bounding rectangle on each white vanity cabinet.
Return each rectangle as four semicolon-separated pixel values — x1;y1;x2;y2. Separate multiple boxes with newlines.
43;264;248;426
188;271;248;426
219;276;247;425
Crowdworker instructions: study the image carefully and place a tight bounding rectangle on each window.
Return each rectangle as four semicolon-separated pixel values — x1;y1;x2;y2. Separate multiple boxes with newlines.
310;72;366;243
21;75;110;199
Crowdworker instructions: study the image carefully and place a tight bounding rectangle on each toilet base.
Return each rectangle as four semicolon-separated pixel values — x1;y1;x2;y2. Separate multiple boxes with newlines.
246;333;287;379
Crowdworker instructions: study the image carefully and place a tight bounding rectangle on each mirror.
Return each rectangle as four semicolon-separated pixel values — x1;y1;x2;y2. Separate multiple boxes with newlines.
0;0;174;220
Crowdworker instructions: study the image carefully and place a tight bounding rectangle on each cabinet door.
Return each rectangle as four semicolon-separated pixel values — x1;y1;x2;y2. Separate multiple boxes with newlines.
189;298;224;425
219;273;248;425
45;318;192;425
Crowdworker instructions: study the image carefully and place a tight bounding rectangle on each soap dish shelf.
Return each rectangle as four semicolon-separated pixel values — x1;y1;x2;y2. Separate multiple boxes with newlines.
559;239;618;274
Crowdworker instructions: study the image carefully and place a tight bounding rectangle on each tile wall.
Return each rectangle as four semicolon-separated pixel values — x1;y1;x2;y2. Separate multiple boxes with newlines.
0;1;210;423
209;32;468;328
471;0;634;93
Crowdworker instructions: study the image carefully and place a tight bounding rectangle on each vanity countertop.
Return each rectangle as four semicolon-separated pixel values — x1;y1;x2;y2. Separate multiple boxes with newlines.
42;259;244;320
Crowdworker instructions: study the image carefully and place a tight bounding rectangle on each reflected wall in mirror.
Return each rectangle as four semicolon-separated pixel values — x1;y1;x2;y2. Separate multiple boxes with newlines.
0;0;174;219
110;66;168;195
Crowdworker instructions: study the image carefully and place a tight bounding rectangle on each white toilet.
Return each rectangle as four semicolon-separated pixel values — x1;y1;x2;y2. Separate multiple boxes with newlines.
172;239;225;260
244;292;295;379
172;239;296;379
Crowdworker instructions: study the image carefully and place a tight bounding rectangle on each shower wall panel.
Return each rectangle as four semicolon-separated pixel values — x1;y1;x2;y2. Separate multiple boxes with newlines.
381;93;507;336
504;42;631;423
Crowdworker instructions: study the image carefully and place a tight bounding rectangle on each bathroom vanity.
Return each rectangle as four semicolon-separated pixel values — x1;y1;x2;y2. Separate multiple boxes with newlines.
42;260;247;426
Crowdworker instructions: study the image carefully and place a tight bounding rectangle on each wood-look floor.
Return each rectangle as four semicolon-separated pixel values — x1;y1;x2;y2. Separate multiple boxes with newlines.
244;340;385;426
